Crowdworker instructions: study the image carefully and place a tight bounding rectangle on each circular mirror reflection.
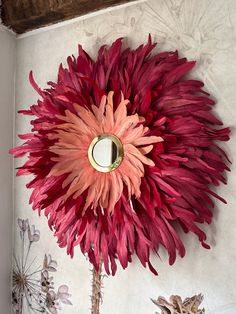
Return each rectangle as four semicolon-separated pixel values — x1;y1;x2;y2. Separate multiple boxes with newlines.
88;134;123;172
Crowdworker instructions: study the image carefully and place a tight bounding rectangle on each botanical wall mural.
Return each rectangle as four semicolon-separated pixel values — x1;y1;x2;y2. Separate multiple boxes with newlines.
152;294;205;314
13;219;72;314
13;217;206;314
13;0;236;313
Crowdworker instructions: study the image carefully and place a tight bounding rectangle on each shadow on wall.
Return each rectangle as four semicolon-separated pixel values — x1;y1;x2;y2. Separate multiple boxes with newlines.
0;25;16;314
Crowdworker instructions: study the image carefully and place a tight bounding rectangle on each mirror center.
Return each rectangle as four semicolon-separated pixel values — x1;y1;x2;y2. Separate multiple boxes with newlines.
88;134;123;172
92;138;118;167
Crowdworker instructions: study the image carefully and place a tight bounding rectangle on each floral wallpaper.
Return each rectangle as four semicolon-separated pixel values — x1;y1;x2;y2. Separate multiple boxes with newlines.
13;219;72;313
14;0;236;313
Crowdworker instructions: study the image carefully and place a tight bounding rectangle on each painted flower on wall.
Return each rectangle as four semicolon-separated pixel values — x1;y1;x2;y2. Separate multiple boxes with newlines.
10;36;230;276
12;218;72;314
152;294;205;314
142;0;236;94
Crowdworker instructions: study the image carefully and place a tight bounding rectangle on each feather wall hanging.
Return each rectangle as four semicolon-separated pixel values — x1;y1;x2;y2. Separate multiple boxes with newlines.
10;36;230;279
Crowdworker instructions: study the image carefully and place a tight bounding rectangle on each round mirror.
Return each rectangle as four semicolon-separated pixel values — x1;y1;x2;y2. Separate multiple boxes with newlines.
88;134;123;172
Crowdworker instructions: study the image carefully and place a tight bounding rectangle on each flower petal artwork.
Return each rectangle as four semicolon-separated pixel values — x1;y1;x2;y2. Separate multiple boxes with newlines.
12;219;72;313
10;36;230;276
152;294;205;314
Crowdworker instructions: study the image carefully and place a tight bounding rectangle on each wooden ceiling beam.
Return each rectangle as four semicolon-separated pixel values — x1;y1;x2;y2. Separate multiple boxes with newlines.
1;0;133;34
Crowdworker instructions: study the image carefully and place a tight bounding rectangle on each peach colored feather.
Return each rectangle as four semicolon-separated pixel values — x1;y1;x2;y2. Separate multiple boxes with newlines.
49;91;162;213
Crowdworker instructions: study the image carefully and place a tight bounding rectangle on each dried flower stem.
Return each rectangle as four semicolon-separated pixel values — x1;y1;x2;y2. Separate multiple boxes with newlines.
91;262;103;314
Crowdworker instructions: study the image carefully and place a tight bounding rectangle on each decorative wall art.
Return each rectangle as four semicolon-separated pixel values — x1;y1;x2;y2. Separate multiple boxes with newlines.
10;36;230;280
152;294;205;314
12;218;72;314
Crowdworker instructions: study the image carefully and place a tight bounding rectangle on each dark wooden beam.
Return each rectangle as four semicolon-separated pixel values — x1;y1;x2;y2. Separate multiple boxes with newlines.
1;0;133;34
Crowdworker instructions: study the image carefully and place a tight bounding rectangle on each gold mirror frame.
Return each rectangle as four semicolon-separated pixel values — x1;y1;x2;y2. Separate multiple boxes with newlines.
88;134;124;173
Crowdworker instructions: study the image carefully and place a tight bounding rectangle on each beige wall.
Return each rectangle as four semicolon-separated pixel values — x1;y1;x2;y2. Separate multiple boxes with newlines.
0;25;15;312
14;0;236;313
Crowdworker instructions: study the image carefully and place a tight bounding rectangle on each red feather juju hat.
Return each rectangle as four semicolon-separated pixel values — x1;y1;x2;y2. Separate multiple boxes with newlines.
10;36;230;275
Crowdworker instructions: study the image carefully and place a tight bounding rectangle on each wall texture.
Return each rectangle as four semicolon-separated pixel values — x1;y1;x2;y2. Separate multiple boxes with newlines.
0;25;15;313
14;0;236;313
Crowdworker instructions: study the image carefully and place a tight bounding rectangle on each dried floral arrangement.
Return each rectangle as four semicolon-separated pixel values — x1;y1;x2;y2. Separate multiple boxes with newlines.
12;218;72;314
152;294;205;314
